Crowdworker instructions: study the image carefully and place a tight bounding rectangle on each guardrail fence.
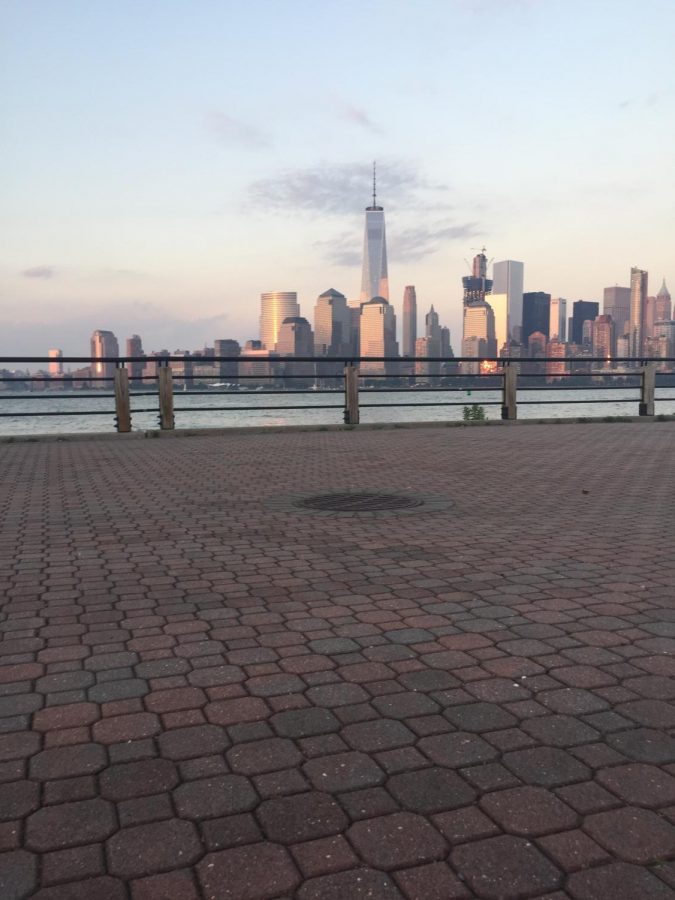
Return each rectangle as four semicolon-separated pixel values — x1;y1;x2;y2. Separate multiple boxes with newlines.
0;355;672;434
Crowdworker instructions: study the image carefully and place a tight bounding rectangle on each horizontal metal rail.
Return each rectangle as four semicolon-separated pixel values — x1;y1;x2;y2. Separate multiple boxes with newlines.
1;355;673;433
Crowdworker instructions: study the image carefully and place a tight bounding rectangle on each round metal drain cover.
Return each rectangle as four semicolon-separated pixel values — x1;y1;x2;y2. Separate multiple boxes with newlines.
297;492;423;512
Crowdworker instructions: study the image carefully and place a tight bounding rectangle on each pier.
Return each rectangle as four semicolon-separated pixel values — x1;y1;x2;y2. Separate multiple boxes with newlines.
1;422;675;899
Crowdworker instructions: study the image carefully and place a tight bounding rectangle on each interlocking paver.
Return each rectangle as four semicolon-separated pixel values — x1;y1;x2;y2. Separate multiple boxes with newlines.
197;842;301;899
3;423;675;896
348;812;447;869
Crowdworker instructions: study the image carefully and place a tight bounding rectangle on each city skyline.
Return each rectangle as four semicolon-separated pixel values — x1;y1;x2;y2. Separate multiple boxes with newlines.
1;1;673;357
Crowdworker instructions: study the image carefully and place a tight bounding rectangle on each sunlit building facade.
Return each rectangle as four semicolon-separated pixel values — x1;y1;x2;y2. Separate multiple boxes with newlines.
549;298;567;342
629;267;648;358
592;315;615;365
402;286;417;358
259;292;300;351
359;297;397;376
359;173;389;304
492;260;524;343
91;330;119;381
313;289;350;356
48;349;63;376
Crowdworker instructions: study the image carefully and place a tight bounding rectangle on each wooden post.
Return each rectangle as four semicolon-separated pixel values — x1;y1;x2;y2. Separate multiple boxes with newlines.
344;365;360;425
501;363;517;420
114;366;131;433
640;362;656;416
157;365;175;430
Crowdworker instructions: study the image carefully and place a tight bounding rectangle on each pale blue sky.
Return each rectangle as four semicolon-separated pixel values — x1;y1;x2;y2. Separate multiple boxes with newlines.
1;0;673;356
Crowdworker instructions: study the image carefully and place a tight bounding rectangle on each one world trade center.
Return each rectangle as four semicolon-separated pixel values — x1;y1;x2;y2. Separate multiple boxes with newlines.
359;163;389;304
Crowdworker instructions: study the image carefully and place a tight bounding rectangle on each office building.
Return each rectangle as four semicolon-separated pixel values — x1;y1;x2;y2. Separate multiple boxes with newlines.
214;339;240;380
462;248;493;304
629;267;648;357
91;330;119;382
402;286;417;357
522;292;551;346
571;301;599;345
549;298;567;342
654;320;675;358
276;317;314;356
359;297;397;376
125;335;144;382
492;260;524;343
546;340;567;381
462;300;497;371
603;286;631;339
276;317;314;380
487;293;508;356
359;166;388;304
48;349;63;376
656;279;672;322
440;326;452;358
260;292;300;350
414;336;433;378
239;340;276;384
592;315;614;363
313;289;350;357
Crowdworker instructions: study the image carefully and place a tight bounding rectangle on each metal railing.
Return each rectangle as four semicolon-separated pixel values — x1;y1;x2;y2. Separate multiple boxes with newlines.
0;355;673;433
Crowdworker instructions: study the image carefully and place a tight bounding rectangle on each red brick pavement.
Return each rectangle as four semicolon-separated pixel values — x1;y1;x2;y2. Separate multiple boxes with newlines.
1;422;675;899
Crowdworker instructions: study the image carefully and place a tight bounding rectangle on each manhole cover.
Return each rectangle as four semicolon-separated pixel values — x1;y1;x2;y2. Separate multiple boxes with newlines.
296;492;423;512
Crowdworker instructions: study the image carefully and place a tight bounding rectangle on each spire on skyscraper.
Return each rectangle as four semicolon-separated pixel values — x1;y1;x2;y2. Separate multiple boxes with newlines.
359;165;388;303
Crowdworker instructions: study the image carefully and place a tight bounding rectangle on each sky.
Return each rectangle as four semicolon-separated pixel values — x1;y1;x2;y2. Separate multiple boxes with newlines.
1;0;674;358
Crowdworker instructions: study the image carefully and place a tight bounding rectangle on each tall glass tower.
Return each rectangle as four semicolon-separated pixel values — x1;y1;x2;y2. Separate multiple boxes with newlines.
359;164;389;304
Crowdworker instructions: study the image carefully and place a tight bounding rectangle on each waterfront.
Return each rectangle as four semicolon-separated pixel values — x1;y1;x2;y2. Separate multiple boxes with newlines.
2;386;675;435
1;422;674;898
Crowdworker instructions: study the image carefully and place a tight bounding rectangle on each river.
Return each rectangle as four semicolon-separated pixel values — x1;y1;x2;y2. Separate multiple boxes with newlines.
2;386;675;436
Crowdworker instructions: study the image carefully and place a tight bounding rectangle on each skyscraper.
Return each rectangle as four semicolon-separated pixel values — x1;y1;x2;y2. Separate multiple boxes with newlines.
359;297;397;376
492;260;524;343
592;315;615;364
359;165;389;304
402;286;417;358
487;294;508;356
462;249;493;304
571;301;599;345
522;293;551;346
260;292;300;351
276;317;314;379
656;279;672;323
462;301;497;361
313;289;350;356
603;286;631;338
126;335;144;383
214;339;240;381
91;330;119;381
48;349;63;376
629;267;648;357
549;298;567;342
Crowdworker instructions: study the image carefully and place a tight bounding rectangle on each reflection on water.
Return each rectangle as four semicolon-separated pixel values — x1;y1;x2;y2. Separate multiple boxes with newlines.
1;387;674;436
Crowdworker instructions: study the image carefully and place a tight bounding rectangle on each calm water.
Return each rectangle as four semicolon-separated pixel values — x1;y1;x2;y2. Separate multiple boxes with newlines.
2;387;675;436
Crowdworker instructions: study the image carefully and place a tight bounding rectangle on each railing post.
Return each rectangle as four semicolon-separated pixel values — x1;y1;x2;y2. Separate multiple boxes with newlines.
344;364;360;425
501;363;517;420
157;364;175;430
114;365;131;433
639;361;656;416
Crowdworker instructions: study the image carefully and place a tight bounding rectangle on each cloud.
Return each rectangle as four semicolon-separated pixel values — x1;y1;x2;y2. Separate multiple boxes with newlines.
207;111;271;149
338;104;383;134
314;220;478;267
22;265;55;279
312;232;362;267
389;222;479;261
249;161;450;215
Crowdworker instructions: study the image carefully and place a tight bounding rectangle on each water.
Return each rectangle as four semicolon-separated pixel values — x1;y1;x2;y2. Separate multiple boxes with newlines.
2;387;675;436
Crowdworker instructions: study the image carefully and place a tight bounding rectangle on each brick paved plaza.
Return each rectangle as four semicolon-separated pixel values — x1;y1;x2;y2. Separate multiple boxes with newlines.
1;421;675;900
